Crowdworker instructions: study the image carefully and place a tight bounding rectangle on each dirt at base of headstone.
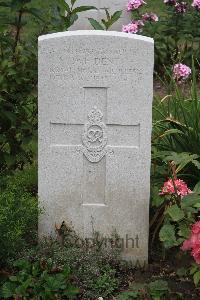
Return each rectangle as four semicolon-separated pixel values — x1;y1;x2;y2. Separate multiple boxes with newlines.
111;259;200;299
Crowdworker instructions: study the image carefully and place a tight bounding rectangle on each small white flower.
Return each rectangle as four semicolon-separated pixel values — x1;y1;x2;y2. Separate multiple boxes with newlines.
98;298;104;300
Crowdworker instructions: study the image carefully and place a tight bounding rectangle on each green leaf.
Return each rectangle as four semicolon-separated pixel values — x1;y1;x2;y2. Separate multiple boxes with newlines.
166;204;184;222
88;18;104;30
181;193;200;209
105;8;110;21
71;0;76;6
57;0;70;13
69;13;78;26
178;222;190;238
194;181;200;193
158;129;183;140
151;186;165;207
176;267;188;277
22;8;44;21
164;152;200;174
149;280;169;297
109;10;122;24
9;276;18;282
2;282;16;298
72;6;96;14
13;259;31;271
192;160;200;170
190;264;199;275
152;194;165;207
159;224;177;248
193;271;200;286
63;285;79;298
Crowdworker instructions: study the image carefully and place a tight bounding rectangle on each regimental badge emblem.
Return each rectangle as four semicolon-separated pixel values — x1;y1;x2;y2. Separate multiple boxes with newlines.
82;106;107;163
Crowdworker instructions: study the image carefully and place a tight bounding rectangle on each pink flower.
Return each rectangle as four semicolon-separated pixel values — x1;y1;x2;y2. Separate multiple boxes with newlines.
173;63;191;82
164;0;176;5
175;2;187;12
192;221;200;234
181;229;200;251
142;12;159;22
122;22;139;33
136;20;145;27
192;243;200;264
160;178;192;198
181;239;193;251
181;222;200;264
192;0;200;9
127;0;146;11
122;20;144;34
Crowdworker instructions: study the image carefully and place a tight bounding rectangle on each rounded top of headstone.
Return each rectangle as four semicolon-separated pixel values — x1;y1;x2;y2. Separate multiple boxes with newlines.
38;30;154;44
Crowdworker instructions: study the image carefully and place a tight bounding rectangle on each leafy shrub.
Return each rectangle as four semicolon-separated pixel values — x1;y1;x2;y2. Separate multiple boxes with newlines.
1;258;79;299
0;0;40;175
2;164;38;195
0;167;38;266
0;0;96;175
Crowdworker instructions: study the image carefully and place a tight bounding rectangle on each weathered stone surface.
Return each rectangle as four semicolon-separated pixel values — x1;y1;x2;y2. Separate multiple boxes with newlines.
69;0;130;31
38;31;154;264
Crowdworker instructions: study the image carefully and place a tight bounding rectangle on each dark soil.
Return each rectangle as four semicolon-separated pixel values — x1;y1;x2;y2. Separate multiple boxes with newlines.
111;246;200;299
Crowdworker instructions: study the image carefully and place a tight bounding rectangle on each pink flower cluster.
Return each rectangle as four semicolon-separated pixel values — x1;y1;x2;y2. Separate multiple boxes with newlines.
123;0;158;34
142;12;159;22
160;178;192;198
192;0;200;9
164;0;199;10
181;221;200;264
173;63;191;82
164;0;187;13
122;20;144;33
175;2;187;13
127;0;146;11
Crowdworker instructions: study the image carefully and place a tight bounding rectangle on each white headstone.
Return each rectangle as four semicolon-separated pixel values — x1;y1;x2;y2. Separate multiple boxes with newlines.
38;31;154;264
70;0;130;31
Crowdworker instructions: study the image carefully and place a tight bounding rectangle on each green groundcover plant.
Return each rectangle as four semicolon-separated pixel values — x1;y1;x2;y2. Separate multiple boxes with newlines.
1;258;79;299
0;166;38;265
26;227;121;300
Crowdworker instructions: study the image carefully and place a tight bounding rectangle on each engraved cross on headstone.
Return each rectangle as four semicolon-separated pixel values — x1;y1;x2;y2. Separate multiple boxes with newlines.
50;87;140;208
